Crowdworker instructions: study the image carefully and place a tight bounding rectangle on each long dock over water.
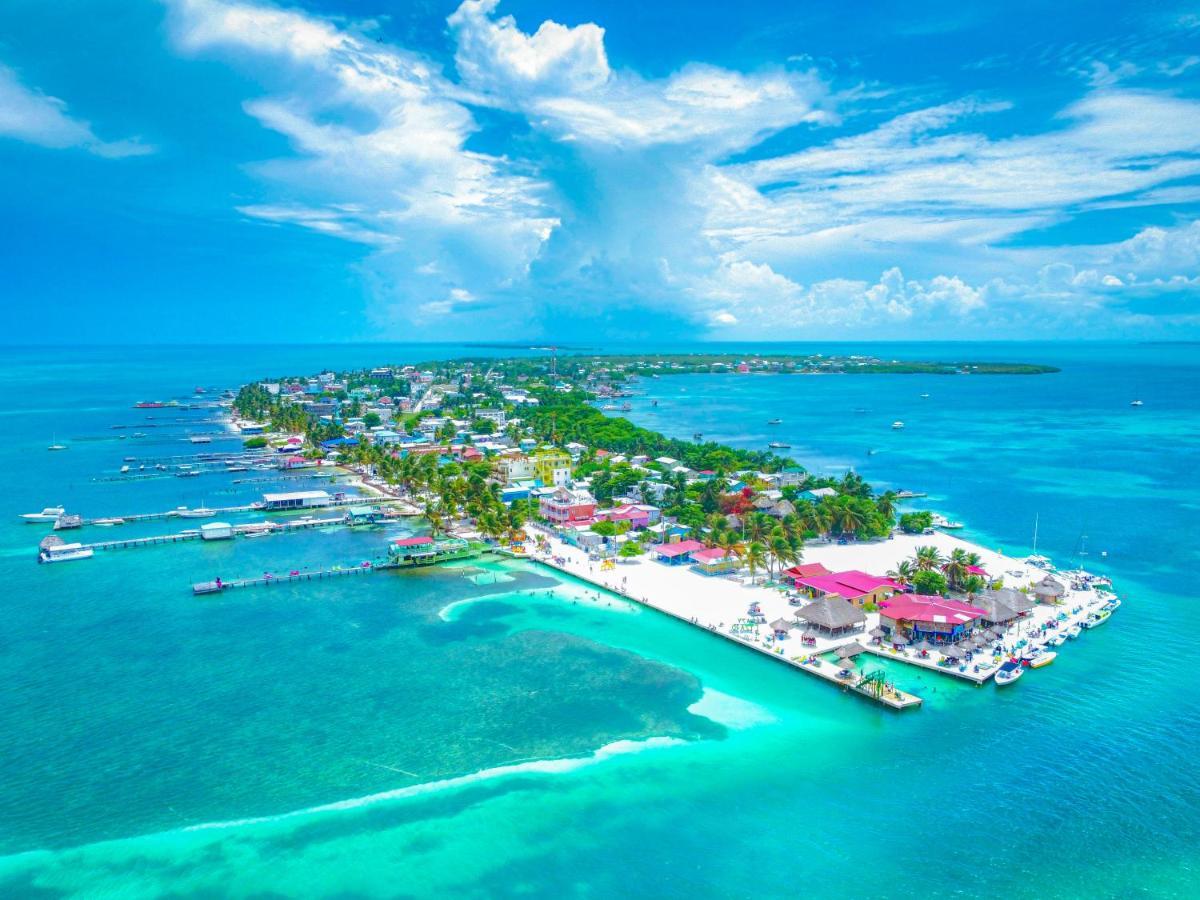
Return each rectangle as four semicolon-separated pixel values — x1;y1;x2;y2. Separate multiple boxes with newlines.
193;562;385;594
74;495;420;526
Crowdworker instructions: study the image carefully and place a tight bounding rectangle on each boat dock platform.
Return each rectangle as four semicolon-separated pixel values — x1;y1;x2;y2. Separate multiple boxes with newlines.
77;515;355;552
75;496;415;526
864;646;996;684
529;553;921;711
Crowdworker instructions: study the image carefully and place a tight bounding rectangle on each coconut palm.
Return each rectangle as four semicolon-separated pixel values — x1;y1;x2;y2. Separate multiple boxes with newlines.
876;490;898;523
913;545;944;572
887;559;916;587
944;547;970;590
744;541;767;582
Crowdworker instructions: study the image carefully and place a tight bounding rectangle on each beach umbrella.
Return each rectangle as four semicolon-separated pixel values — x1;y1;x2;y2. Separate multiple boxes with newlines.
868;626;885;638
836;645;856;658
890;634;910;645
941;646;961;657
956;642;974;655
839;658;856;671
912;640;934;653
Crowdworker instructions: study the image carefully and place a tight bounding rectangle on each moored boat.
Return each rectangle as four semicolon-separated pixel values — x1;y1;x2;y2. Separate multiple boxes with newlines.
20;506;65;523
176;506;217;519
767;441;791;449
995;661;1024;685
892;421;905;429
1066;625;1082;639
38;536;93;563
1084;609;1111;628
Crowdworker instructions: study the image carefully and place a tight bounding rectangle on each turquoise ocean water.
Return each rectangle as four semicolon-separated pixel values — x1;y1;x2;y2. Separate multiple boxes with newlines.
0;343;1197;897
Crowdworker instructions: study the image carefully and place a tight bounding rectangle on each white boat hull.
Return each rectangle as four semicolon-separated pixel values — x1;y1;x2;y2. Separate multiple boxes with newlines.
39;549;94;563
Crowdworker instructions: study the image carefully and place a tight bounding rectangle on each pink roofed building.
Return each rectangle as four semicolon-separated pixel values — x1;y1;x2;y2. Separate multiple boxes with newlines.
792;570;904;607
782;563;832;583
650;539;706;565
879;594;987;643
690;546;738;575
596;504;661;530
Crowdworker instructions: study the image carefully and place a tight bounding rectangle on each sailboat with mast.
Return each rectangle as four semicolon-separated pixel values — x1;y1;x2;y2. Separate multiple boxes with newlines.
1025;513;1051;569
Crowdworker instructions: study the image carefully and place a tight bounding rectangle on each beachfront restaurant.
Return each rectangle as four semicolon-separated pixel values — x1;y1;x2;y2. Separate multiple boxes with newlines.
691;547;738;575
1033;575;1067;604
878;595;986;645
793;596;867;637
649;539;706;566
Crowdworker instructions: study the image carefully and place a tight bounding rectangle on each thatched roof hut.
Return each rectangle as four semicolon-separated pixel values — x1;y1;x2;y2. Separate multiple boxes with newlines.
794;597;867;634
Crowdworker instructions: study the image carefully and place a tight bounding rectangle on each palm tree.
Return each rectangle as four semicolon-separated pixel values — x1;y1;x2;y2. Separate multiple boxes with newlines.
876;490;898;524
944;547;970;591
744;541;766;583
887;559;915;587
769;534;796;578
913;545;944;572
961;574;986;597
830;499;865;538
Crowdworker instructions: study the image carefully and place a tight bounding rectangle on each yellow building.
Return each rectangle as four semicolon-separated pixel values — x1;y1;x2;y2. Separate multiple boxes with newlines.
531;448;573;487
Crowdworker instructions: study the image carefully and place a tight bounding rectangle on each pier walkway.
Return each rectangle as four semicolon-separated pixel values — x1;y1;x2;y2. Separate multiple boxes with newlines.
193;562;385;595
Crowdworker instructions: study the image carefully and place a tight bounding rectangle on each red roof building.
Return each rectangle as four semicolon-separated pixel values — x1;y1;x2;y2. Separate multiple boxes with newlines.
879;595;987;642
793;570;904;607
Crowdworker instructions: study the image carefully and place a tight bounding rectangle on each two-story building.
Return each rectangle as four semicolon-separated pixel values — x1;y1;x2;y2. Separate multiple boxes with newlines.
538;486;596;525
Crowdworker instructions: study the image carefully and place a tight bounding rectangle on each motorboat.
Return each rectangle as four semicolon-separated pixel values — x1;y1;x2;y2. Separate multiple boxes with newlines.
931;513;964;529
1130;400;1144;407
177;470;201;478
20;506;65;523
1066;625;1082;640
892;421;905;430
176;506;217;519
767;418;782;425
92;517;125;526
47;443;68;451
39;541;94;564
1084;610;1112;628
1023;647;1056;668
1024;554;1053;569
920;393;930;399
995;661;1024;685
768;441;791;449
120;465;130;473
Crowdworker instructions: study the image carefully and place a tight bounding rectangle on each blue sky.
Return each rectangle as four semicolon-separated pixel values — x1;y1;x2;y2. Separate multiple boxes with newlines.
1;0;1198;342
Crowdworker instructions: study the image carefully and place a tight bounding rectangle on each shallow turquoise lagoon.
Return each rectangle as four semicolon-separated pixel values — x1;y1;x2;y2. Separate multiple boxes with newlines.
0;343;1197;898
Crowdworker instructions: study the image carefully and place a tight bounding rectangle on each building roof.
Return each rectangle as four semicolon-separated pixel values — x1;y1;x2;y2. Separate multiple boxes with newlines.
794;570;903;599
970;596;1018;623
392;536;434;547
691;547;731;563
651;539;706;558
262;490;330;503
794;597;867;629
879;594;986;625
770;618;794;632
784;563;832;579
979;587;1036;614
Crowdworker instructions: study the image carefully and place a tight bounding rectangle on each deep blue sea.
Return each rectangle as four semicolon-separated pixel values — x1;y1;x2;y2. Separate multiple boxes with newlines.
0;343;1197;898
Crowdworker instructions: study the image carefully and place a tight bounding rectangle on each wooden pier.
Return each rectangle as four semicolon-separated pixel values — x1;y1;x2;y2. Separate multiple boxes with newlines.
76;513;363;552
193;562;386;595
76;495;412;527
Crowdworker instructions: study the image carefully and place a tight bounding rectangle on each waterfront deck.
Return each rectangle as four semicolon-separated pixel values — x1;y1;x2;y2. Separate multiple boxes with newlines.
193;563;380;594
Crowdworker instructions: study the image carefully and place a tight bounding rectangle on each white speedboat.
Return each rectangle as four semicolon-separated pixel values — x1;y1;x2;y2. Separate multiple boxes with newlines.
47;443;68;451
39;542;93;563
1025;648;1056;668
21;506;65;523
1130;400;1144;407
1046;634;1065;647
995;661;1024;685
92;517;126;527
120;465;130;473
892;421;905;429
176;506;217;519
1066;625;1082;640
931;513;964;529
1084;610;1112;628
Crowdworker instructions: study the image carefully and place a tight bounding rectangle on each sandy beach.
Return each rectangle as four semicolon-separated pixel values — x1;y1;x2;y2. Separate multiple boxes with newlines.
525;526;1114;690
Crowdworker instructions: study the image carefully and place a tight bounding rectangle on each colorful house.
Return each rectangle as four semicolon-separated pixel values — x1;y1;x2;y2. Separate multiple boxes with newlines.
530;448;573;487
691;547;738;575
598;504;661;530
878;594;987;644
538;486;596;525
783;563;831;584
792;570;904;607
649;539;706;565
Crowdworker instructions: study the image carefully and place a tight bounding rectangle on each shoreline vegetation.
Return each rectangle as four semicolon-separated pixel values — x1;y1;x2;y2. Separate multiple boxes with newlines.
231;351;1060;550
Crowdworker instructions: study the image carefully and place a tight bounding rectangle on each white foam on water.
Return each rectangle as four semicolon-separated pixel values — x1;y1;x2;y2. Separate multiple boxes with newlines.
184;736;687;832
688;688;777;730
